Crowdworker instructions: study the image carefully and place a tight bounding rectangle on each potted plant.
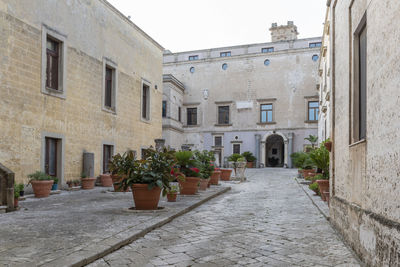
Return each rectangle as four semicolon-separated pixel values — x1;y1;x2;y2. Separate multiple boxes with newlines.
308;182;320;195
166;185;179;202
174;151;201;195
324;138;332;152
81;173;96;190
51;177;59;191
209;167;221;186
304;135;318;149
119;147;176;210
310;144;330;201
227;154;245;180
242;151;256;168
14;184;20;207
28;171;54;198
302;157;316;178
16;183;25;197
73;179;81;187
194;150;215;190
109;151;136;192
100;173;113;187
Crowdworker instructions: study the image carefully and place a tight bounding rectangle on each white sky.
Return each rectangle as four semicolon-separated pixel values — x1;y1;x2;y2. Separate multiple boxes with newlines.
107;0;326;52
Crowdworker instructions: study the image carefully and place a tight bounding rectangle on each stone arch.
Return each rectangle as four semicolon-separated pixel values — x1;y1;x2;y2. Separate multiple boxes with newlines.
260;131;289;168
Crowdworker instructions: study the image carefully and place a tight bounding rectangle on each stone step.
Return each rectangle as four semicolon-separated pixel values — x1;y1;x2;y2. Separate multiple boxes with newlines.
0;205;7;214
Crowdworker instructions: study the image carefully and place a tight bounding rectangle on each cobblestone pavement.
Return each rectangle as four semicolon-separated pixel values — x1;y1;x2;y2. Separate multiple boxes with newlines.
89;168;361;267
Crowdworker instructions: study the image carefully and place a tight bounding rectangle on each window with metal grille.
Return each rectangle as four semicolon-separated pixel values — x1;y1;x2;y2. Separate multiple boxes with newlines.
214;136;222;147
218;106;229;124
233;144;241;154
187;108;197;125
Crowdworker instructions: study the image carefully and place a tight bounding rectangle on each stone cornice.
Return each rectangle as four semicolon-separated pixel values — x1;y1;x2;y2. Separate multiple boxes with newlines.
163;74;185;92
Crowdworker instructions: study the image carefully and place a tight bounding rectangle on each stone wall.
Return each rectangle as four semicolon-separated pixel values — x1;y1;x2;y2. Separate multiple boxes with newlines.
330;0;400;265
0;0;163;185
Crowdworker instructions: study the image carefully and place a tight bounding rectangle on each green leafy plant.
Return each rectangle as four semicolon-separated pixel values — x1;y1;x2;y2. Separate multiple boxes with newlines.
302;157;315;170
27;171;53;182
120;147;177;195
52;177;59;184
14;184;21;199
193;150;215;179
309;144;329;179
174;151;200;178
290;152;309;169
241;151;256;162
309;182;320;195
305;135;318;149
166;184;179;194
16;183;24;192
81;173;87;179
228;153;245;162
108;150;136;176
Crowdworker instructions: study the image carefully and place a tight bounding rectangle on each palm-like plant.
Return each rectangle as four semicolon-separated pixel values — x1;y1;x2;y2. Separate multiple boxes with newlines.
304;135;318;149
174;151;200;178
309;144;329;179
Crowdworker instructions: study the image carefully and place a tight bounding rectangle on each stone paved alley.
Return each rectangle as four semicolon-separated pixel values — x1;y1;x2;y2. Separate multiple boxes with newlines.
89;169;361;267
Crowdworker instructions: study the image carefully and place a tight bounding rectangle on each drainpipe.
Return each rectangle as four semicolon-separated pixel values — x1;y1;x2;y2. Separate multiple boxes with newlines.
255;134;261;168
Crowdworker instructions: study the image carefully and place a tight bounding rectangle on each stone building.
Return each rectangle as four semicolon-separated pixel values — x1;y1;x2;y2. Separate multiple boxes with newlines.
326;0;400;265
0;0;163;186
163;22;321;167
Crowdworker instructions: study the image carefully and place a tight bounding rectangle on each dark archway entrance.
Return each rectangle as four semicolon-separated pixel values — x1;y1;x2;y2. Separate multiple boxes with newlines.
265;134;284;167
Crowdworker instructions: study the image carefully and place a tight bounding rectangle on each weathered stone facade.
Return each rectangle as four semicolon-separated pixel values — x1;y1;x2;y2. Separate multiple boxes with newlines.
327;0;400;265
163;23;320;167
0;0;163;186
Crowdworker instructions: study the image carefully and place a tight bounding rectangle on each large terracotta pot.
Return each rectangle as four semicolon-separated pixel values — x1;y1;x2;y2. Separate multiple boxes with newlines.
220;169;232;181
31;180;54;198
81;177;96;190
179;177;200;195
199;178;210;191
131;184;162;210
209;171;221;185
14;198;19;208
324;141;332;152
167;193;177;202
111;175;129;192
246;162;254;168
302;169;316;178
100;174;113;187
316;180;330;201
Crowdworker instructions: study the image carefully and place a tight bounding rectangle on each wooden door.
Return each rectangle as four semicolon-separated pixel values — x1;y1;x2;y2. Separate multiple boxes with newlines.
45;137;58;177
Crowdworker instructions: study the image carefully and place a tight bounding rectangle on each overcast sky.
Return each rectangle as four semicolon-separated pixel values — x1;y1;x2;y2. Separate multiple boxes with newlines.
107;0;326;52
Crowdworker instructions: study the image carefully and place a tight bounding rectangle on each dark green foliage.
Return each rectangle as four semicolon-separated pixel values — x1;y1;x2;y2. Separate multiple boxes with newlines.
304;135;318;148
228;153;245;162
241;151;256;162
309;182;320;195
309;144;329;178
174;151;200;178
108;150;136;176
290;152;309;169
193;150;215;179
14;184;21;198
27;171;53;181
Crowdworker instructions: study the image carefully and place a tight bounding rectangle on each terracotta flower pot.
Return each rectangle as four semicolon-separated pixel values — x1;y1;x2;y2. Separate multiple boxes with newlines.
131;184;162;210
81;177;96;190
100;174;113;187
316;180;330;201
167;193;177;202
111;175;129;192
324;141;332;152
246;162;254;168
303;169;316;178
220;169;232;181
179;177;200;195
209;171;221;185
31;180;54;198
199;178;210;191
14;198;19;208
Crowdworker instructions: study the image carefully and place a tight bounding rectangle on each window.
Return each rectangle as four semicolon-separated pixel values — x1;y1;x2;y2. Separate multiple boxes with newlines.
262;47;274;53
187;108;197;125
260;104;273;123
222;63;228;70
189;55;199;61
162;101;167;118
103;145;114;173
218;106;230;124
178;107;182;122
264;59;270;66
104;66;114;109
220;51;231;57
142;82;150;120
46;37;60;90
308;101;319;121
190;67;195;73
312;55;319;62
233;144;241;154
214;136;222;147
309;42;322;48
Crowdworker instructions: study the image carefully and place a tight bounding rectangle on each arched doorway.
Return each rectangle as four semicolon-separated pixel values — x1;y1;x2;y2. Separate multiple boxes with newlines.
265;134;284;167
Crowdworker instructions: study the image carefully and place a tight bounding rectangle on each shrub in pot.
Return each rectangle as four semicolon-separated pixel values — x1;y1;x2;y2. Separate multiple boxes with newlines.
28;171;54;198
302;157;316;178
100;173;112;187
16;183;25;197
227;154;245;180
109;151;136;192
194;150;215;190
310;145;330;201
209;167;221;186
14;184;21;207
119;147;176;210
81;173;96;190
242;151;256;168
51;177;59;191
166;185;179;202
175;151;201;195
309;182;320;195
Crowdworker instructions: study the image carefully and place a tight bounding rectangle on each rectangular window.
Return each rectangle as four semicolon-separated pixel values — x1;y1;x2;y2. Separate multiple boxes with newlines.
358;23;367;140
214;136;222;147
103;145;114;173
178;107;182;122
218;106;230;124
187;108;197;126
104;66;114;108
233;144;241;154
220;51;231;57
162;101;167;118
309;42;322;48
142;83;150;120
260;104;273;123
189;55;199;61
308;101;319;121
46;37;60;90
261;47;274;53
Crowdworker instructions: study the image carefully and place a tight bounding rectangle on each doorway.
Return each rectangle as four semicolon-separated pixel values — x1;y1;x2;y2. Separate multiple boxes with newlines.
265;134;284;167
45;137;62;179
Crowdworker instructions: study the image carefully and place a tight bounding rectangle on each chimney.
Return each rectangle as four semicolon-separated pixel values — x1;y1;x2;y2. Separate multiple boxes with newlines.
269;21;299;42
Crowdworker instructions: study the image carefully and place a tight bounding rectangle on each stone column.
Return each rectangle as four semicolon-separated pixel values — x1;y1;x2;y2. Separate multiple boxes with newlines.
284;140;289;168
287;132;294;168
255;134;261;168
260;141;266;168
154;139;165;152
